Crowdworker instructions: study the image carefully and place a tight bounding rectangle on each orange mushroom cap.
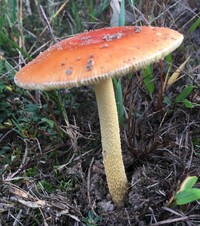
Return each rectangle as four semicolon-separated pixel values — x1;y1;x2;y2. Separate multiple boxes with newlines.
14;26;183;90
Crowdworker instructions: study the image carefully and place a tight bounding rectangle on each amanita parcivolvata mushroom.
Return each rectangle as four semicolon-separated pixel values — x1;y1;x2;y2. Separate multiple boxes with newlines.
14;26;183;205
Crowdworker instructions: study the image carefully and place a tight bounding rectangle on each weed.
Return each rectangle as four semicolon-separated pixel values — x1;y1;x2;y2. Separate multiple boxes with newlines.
37;179;55;193
169;176;200;206
82;210;102;226
175;85;198;108
25;167;38;177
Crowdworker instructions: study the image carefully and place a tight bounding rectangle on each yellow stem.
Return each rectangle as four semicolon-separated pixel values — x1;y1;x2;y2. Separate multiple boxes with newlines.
94;78;128;205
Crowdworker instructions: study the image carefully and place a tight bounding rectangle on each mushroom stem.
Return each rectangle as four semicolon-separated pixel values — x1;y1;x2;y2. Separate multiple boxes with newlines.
94;78;128;205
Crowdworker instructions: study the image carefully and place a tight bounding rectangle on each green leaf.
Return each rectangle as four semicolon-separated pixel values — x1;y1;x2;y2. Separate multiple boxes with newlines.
25;103;40;113
42;118;55;128
37;180;54;193
183;99;195;108
5;60;17;77
142;65;154;95
175;85;195;103
175;188;200;205
179;176;198;191
0;82;6;92
82;210;101;226
0;59;3;72
165;54;172;69
164;96;171;105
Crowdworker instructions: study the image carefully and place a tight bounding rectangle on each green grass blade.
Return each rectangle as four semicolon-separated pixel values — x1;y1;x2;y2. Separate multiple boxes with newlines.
142;65;154;95
0;31;32;61
119;0;125;26
165;54;172;70
45;90;70;127
110;0;125;125
128;0;135;6
8;0;17;25
189;18;200;33
113;78;124;125
175;85;195;103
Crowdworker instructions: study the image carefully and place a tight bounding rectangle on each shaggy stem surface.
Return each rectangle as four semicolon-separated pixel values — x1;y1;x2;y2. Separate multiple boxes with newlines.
94;78;128;205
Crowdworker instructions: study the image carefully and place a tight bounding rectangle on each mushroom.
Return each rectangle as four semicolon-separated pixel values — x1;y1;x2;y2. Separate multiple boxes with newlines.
14;26;183;205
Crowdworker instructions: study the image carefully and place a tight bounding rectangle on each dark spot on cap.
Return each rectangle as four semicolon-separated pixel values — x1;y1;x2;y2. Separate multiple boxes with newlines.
86;57;94;71
66;67;73;75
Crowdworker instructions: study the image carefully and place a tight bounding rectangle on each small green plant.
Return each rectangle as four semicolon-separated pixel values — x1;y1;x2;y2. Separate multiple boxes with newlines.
164;85;198;109
169;176;200;206
0;59;17;123
25;167;38;177
82;210;102;226
37;179;55;193
175;85;198;108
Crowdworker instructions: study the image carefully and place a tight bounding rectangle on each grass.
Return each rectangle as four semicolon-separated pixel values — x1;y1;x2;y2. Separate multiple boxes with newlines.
0;0;200;225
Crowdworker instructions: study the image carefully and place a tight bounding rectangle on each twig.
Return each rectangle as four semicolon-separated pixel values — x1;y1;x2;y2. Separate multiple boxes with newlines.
130;4;151;26
125;208;132;226
0;129;13;144
39;5;56;41
150;216;189;226
8;138;29;179
149;1;181;25
13;209;22;226
87;157;97;215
